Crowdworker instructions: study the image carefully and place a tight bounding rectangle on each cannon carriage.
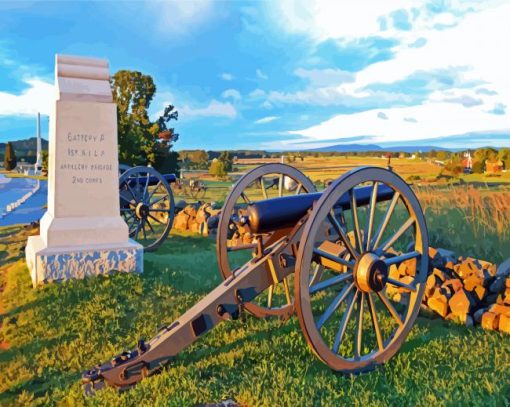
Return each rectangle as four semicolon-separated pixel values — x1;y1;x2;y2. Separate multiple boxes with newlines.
84;163;428;391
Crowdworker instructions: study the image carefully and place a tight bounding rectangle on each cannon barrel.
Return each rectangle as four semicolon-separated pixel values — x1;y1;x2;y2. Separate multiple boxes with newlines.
247;184;394;234
124;173;177;187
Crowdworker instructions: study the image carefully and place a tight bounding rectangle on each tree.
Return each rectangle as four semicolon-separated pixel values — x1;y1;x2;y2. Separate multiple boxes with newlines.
499;148;510;169
42;151;49;172
218;151;233;172
3;142;17;170
209;158;226;178
110;70;180;173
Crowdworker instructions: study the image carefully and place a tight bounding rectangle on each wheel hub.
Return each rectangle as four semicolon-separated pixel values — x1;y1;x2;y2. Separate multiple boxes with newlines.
135;203;149;219
354;252;388;293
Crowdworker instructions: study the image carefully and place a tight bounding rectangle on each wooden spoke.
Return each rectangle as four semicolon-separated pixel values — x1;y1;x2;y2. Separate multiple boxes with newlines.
309;264;323;287
120;195;133;204
386;277;416;292
377;290;404;327
148;213;164;225
125;215;137;231
227;243;258;252
147;180;162;203
327;213;359;260
267;284;274;308
125;180;138;202
365;182;378;251
151;194;169;206
316;282;355;330
145;218;156;234
349;189;363;252
354;293;365;359
278;174;284;197
370;191;400;250
380;217;415;252
141;218;147;240
295;183;303;195
332;289;359;353
313;247;354;268
260;176;268;199
134;220;142;240
309;273;352;295
384;251;421;266
135;173;141;200
240;192;252;204
282;278;292;305
367;293;384;352
142;173;150;202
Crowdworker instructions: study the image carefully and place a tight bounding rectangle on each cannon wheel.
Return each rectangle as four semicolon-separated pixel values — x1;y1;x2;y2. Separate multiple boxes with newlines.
217;163;316;318
119;166;175;252
190;180;207;200
296;166;428;372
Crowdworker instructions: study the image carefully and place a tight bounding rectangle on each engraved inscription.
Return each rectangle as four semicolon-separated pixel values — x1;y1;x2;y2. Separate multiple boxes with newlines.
59;132;114;185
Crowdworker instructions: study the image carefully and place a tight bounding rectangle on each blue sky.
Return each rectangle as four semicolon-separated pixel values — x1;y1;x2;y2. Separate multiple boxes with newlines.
0;0;509;151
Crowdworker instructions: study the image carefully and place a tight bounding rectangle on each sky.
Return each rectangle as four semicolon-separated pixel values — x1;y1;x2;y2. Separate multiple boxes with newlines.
0;0;509;151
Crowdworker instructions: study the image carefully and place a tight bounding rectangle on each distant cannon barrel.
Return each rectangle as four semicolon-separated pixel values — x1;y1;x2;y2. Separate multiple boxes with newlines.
124;173;177;188
247;184;395;234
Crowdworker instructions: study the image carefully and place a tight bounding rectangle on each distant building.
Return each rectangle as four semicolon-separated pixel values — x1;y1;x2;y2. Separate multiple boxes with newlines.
462;151;473;174
485;159;503;174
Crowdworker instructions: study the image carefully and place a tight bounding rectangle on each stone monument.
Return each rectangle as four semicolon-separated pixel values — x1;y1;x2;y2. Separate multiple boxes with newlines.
25;54;143;287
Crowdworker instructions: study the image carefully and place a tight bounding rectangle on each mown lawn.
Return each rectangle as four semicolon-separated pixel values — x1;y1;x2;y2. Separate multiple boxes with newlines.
0;225;509;406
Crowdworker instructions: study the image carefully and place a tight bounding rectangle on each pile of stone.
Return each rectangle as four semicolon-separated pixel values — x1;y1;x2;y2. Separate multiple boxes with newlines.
173;201;222;236
387;248;510;334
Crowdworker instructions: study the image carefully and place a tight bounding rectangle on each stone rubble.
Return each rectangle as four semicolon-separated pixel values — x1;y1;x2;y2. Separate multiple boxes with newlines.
388;246;510;334
173;201;222;236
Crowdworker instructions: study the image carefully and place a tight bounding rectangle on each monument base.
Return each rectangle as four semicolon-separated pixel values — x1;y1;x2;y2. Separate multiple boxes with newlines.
25;236;143;287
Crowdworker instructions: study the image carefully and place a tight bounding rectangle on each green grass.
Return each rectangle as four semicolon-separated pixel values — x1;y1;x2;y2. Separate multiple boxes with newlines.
1;226;509;406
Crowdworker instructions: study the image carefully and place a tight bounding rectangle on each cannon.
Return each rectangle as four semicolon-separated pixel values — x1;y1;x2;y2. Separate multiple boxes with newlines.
83;163;428;391
119;165;177;252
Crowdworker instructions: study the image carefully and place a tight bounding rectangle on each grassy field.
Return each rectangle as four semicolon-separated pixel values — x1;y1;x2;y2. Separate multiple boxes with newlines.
0;225;509;406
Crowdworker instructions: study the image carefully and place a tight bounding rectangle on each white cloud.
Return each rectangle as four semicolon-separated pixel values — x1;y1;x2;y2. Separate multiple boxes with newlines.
221;88;241;101
256;69;268;80
255;116;279;124
295;67;354;87
249;88;266;98
339;4;510;105
267;2;510;148
0;78;53;116
269;0;495;42
181;100;236;119
220;72;234;81
287;102;509;147
148;0;215;35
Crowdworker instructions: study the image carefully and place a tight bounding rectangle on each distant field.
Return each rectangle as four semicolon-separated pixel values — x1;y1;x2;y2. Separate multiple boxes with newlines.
234;156;510;184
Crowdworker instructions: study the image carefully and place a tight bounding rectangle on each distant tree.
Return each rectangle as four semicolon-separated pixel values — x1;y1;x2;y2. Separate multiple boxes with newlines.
472;160;484;174
218;151;233;172
111;70;180;174
3;142;17;170
42;150;49;172
498;148;510;169
209;158;226;178
435;151;449;161
444;157;463;175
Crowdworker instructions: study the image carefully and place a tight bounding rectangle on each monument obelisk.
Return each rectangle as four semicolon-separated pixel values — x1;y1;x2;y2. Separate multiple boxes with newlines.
26;54;143;286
